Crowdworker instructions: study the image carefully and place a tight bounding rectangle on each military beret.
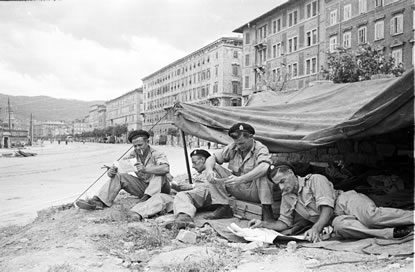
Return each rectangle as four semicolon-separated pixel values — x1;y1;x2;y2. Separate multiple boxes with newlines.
267;161;296;181
128;129;150;143
190;149;211;159
228;122;255;136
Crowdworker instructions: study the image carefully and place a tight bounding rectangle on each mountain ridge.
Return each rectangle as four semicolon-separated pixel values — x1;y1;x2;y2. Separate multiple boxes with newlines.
0;93;104;122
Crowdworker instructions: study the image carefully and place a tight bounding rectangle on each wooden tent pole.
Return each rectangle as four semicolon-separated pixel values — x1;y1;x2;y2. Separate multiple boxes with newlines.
181;130;192;184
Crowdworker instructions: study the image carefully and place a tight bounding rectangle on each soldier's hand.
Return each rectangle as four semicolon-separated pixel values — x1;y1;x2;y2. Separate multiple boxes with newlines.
206;170;216;183
107;166;118;178
248;219;264;229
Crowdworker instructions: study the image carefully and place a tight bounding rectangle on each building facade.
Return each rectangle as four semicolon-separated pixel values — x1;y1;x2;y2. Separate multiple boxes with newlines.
234;0;326;94
105;88;143;131
141;37;243;137
325;0;414;68
87;104;106;130
234;0;413;94
73;119;89;135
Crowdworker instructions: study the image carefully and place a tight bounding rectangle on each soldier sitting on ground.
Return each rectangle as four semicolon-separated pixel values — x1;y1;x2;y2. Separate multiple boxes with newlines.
205;123;275;222
128;149;232;229
76;129;171;210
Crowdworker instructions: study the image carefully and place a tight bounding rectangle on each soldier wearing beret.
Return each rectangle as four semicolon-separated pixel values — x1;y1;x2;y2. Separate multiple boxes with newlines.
164;149;232;228
76;129;171;210
205;122;275;221
249;162;414;242
126;149;232;228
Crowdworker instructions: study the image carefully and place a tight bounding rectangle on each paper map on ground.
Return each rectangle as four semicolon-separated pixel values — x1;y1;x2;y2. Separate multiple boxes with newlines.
227;223;307;243
113;158;138;177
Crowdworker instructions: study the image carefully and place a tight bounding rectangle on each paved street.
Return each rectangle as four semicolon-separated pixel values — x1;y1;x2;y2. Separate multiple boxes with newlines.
0;142;190;227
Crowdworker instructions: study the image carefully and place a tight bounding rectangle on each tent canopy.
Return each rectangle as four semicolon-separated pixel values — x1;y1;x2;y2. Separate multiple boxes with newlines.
173;69;414;153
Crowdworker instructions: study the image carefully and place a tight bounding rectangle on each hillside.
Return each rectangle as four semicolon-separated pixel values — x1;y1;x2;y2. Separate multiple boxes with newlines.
0;93;104;122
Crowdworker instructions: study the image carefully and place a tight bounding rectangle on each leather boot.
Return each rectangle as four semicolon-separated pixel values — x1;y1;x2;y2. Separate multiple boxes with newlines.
204;205;233;220
262;204;274;222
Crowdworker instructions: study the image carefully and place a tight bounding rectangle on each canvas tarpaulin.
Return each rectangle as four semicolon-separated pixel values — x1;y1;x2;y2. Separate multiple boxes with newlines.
173;69;414;153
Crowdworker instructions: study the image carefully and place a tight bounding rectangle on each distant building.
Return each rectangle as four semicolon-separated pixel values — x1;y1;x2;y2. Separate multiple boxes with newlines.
325;0;414;68
73;119;89;135
234;0;325;93
141;37;243;137
33;121;67;139
105;88;143;131
87;104;106;130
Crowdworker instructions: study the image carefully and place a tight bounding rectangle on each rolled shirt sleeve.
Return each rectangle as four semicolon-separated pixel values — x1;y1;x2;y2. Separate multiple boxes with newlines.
309;174;336;209
255;144;272;165
153;150;169;166
213;143;234;164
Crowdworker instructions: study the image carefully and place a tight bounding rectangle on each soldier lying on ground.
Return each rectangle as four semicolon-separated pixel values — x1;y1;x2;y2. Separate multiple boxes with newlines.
249;162;414;242
127;149;232;229
76;129;171;210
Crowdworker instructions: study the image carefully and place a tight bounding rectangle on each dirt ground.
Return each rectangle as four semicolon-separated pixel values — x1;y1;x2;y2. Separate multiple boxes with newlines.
0;191;413;272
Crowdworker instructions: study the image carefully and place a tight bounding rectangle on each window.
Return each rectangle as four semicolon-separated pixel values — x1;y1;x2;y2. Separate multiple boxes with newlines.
306;29;317;46
272;45;276;58
276;43;282;57
390;14;403;35
276;68;281;81
292;63;298;77
343;4;351;21
329;36;338;52
358;26;367;44
391;48;403;66
375;0;383;7
244;76;250;88
288;10;298;27
232;82;240;94
258;25;267;40
306;1;318;18
233;51;238;58
374;20;384;40
245;32;250;44
305;57;317;75
277;18;281;32
272;20;277;34
359;0;367;14
330;10;337;25
245;54;250;66
232;65;239;76
343;31;351;48
287;64;292;79
213;82;218;93
215;65;218;77
288;37;298;53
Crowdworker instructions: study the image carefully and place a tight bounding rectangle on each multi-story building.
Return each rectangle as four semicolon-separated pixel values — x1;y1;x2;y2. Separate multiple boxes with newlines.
105;88;143;131
33;121;67;139
325;0;414;68
234;0;326;94
73;119;89;135
87;104;106;130
142;37;243;136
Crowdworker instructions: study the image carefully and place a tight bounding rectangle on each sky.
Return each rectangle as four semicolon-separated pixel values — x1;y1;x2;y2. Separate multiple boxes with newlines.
0;0;285;102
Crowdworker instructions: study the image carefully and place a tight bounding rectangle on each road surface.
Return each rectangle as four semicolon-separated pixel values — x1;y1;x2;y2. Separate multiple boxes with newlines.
0;142;191;227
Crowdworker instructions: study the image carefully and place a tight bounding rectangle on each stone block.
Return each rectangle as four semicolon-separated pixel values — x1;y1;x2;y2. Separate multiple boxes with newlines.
176;230;197;244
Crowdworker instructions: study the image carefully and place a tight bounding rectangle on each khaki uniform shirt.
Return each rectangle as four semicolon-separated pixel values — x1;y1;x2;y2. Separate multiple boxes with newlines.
126;146;169;182
279;174;340;227
214;140;271;177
